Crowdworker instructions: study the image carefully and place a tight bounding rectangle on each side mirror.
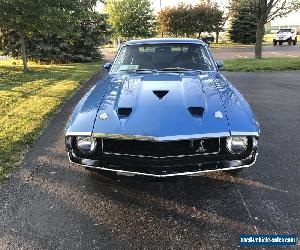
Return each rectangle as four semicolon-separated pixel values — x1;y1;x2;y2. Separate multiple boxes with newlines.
103;63;112;70
215;60;223;70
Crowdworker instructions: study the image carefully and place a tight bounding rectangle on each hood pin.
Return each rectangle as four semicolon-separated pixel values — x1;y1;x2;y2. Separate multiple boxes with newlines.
99;113;108;120
214;111;223;119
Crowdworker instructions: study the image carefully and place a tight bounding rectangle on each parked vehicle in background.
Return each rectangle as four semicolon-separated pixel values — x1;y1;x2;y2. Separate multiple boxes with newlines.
273;29;297;46
202;35;215;45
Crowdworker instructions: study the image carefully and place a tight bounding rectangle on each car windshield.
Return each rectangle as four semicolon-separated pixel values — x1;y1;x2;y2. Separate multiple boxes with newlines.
110;43;215;73
278;29;292;33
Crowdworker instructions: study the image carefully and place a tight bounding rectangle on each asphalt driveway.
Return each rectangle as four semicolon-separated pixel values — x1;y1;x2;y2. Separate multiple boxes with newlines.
0;70;299;249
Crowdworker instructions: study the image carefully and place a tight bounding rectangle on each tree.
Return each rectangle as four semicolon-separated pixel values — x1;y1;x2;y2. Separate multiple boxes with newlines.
157;7;176;36
168;4;195;37
0;0;88;72
194;2;217;38
106;0;154;40
156;2;224;38
250;0;300;58
0;11;109;63
229;2;257;44
203;2;224;43
157;4;196;37
156;7;172;37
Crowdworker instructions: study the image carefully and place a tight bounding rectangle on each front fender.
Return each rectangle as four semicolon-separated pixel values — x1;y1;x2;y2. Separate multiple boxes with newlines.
215;75;260;136
65;77;110;135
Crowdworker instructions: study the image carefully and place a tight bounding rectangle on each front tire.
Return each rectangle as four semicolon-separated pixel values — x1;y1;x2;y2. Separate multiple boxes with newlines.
273;39;277;46
288;38;292;45
293;37;297;45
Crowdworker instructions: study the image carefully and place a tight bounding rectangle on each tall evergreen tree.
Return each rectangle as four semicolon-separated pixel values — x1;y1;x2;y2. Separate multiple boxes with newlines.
229;3;257;44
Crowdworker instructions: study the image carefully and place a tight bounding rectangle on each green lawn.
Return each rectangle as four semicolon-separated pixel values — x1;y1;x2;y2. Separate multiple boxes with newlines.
222;57;300;71
0;59;102;179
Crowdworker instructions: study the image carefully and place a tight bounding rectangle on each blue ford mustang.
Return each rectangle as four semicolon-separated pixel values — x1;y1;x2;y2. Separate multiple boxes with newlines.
65;38;260;177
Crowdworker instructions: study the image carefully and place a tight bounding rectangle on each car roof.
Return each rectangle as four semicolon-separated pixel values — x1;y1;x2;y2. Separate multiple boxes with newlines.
124;38;206;45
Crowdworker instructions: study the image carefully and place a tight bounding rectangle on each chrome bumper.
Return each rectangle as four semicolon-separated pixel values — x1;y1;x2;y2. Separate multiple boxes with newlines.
68;151;257;178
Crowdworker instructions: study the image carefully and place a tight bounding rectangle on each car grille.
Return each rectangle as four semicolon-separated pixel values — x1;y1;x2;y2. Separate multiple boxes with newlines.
102;138;220;158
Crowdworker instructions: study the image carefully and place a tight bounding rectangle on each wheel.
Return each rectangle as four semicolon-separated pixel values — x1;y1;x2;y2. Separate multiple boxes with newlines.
279;41;282;45
293;37;297;45
288;38;292;45
226;168;244;176
273;39;277;46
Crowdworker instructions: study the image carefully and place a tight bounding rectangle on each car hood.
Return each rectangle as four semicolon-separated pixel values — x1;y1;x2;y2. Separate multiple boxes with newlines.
66;72;259;140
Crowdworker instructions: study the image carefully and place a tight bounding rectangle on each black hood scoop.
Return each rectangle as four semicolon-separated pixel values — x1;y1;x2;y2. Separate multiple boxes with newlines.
188;107;204;116
153;90;169;100
117;108;132;117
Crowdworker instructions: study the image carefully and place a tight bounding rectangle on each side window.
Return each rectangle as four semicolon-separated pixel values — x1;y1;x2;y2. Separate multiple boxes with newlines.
198;46;214;69
113;47;134;71
112;47;125;71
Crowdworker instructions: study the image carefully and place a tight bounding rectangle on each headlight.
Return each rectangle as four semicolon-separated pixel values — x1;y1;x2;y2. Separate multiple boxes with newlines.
226;136;248;154
76;136;97;154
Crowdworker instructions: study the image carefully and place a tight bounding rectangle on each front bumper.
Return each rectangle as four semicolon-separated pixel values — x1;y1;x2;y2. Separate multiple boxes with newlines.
68;150;258;177
274;38;291;42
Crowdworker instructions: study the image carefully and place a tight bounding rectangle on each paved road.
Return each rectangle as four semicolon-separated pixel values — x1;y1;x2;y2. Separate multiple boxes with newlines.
212;44;300;60
0;71;299;249
102;44;300;61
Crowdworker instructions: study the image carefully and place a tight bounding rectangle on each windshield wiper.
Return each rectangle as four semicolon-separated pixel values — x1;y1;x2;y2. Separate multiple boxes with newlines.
159;67;192;71
136;69;157;73
159;67;202;73
119;68;157;73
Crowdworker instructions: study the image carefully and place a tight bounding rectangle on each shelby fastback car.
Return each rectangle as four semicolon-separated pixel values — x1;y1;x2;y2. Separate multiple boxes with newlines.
65;38;260;177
